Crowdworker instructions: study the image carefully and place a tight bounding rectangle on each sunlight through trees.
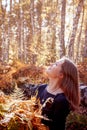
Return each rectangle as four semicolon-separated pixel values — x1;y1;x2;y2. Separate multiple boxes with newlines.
0;0;87;65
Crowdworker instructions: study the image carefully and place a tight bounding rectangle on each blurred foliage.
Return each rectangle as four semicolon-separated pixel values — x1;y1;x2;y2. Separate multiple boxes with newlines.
66;108;87;130
77;60;87;85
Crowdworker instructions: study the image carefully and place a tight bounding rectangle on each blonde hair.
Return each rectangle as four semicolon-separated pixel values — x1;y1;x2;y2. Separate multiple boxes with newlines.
60;58;80;110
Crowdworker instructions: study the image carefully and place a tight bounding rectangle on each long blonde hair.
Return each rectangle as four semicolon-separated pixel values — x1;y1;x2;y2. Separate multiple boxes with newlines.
60;58;80;110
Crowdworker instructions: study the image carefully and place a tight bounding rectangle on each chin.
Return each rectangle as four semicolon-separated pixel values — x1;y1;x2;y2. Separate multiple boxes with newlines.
46;68;50;73
47;66;52;71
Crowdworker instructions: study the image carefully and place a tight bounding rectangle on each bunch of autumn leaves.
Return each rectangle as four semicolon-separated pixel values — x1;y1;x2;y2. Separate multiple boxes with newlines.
0;91;49;130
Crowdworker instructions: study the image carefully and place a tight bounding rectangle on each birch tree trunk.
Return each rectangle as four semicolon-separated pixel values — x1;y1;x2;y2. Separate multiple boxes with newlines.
83;18;87;59
0;1;3;61
48;0;57;62
20;8;24;62
60;0;66;58
22;1;31;63
68;0;84;60
7;0;12;62
76;6;84;63
1;0;7;63
18;0;22;61
34;0;42;64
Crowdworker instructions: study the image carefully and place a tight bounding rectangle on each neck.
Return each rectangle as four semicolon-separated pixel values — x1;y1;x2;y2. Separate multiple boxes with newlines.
47;78;63;95
48;78;58;89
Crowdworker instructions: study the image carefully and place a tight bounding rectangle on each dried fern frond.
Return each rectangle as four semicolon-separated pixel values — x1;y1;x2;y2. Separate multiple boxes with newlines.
10;82;25;100
0;83;48;130
0;96;48;130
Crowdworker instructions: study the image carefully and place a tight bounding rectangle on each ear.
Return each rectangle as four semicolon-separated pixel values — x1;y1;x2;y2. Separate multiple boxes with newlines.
59;73;64;79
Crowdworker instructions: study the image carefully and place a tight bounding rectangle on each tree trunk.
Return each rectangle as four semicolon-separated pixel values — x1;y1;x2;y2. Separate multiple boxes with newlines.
83;19;87;60
1;0;7;63
76;6;84;63
7;0;13;62
60;0;66;58
34;0;42;60
68;0;84;60
18;0;22;60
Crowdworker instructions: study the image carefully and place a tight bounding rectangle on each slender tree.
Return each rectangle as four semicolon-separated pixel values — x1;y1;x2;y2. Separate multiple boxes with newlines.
75;5;84;63
84;16;87;59
1;0;7;63
68;0;84;60
60;0;66;58
7;0;13;62
17;0;22;61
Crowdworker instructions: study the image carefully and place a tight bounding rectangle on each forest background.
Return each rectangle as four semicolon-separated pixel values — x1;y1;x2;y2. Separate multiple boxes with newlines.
0;0;87;65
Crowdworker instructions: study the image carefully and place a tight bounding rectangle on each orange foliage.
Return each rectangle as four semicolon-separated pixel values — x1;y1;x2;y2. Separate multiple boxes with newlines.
0;93;48;130
0;60;48;94
77;61;87;85
12;65;48;84
0;60;87;93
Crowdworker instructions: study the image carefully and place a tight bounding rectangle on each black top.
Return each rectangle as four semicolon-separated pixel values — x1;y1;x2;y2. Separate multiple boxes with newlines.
31;84;70;130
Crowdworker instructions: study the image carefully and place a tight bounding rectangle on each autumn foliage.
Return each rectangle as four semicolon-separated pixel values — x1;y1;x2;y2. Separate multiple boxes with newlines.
0;60;87;92
0;60;49;129
0;92;48;130
77;60;87;85
0;60;48;93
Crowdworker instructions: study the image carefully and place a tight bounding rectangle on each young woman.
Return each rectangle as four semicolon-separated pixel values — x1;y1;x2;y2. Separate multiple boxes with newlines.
32;57;80;130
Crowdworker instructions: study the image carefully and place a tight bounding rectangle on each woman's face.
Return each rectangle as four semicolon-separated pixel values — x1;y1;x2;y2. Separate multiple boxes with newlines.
46;60;64;79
